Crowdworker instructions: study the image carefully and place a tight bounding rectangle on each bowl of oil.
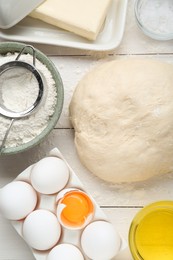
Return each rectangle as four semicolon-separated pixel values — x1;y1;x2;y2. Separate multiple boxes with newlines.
129;201;173;260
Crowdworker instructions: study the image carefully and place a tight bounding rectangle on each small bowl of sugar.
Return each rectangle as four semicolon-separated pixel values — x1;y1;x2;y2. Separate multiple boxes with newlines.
134;0;173;40
0;42;64;155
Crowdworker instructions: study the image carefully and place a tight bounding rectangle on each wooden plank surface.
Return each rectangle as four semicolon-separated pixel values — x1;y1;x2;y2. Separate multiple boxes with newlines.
0;0;173;259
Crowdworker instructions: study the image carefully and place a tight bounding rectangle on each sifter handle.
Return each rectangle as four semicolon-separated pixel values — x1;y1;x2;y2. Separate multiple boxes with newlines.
0;118;15;154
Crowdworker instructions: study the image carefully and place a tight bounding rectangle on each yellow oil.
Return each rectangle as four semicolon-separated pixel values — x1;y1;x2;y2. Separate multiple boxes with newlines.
129;202;173;260
135;209;173;260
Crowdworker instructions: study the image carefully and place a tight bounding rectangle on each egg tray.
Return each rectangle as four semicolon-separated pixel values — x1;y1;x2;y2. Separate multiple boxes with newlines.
4;148;125;260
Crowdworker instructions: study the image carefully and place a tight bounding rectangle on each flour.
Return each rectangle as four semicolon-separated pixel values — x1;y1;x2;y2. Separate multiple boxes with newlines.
0;53;57;148
0;66;39;112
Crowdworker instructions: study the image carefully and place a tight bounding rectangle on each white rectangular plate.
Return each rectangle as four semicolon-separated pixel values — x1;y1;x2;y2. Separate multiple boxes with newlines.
0;0;128;51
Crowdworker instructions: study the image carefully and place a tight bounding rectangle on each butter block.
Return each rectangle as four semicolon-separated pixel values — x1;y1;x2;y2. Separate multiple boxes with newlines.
30;0;112;40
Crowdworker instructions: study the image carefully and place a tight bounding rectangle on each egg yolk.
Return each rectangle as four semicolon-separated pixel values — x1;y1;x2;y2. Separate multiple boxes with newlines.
59;191;94;227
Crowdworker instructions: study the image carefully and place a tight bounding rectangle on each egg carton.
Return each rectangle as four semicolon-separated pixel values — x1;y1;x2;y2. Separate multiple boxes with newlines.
0;147;126;260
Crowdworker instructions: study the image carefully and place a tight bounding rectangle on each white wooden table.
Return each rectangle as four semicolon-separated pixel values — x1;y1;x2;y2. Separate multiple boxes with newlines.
1;0;173;259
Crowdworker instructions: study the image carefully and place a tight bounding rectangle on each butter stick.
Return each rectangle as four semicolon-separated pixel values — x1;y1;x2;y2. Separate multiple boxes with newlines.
30;0;112;40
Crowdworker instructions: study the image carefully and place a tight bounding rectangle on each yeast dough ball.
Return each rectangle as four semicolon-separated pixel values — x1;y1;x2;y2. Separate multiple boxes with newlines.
69;59;173;183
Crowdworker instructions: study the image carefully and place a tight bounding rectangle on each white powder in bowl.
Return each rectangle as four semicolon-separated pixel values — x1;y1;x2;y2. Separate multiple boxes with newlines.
0;53;57;148
138;0;173;35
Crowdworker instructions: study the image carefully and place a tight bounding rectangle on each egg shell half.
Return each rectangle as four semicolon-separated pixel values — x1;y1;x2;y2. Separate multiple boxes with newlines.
56;188;95;230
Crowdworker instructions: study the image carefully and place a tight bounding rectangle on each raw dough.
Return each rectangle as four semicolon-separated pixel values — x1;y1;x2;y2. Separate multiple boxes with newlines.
69;59;173;183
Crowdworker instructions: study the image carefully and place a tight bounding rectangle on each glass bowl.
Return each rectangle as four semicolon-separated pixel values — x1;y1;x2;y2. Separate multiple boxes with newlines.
134;0;173;40
129;201;173;260
0;42;64;155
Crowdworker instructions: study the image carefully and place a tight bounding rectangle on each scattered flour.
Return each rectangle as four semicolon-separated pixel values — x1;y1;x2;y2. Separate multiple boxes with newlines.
0;53;57;148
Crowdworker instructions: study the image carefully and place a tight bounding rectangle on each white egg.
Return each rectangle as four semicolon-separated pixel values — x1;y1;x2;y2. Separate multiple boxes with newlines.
22;209;61;250
0;181;37;220
81;221;121;260
47;244;84;260
30;157;69;194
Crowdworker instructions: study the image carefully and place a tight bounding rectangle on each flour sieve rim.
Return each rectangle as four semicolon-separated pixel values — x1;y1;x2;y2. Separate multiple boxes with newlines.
0;60;44;118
